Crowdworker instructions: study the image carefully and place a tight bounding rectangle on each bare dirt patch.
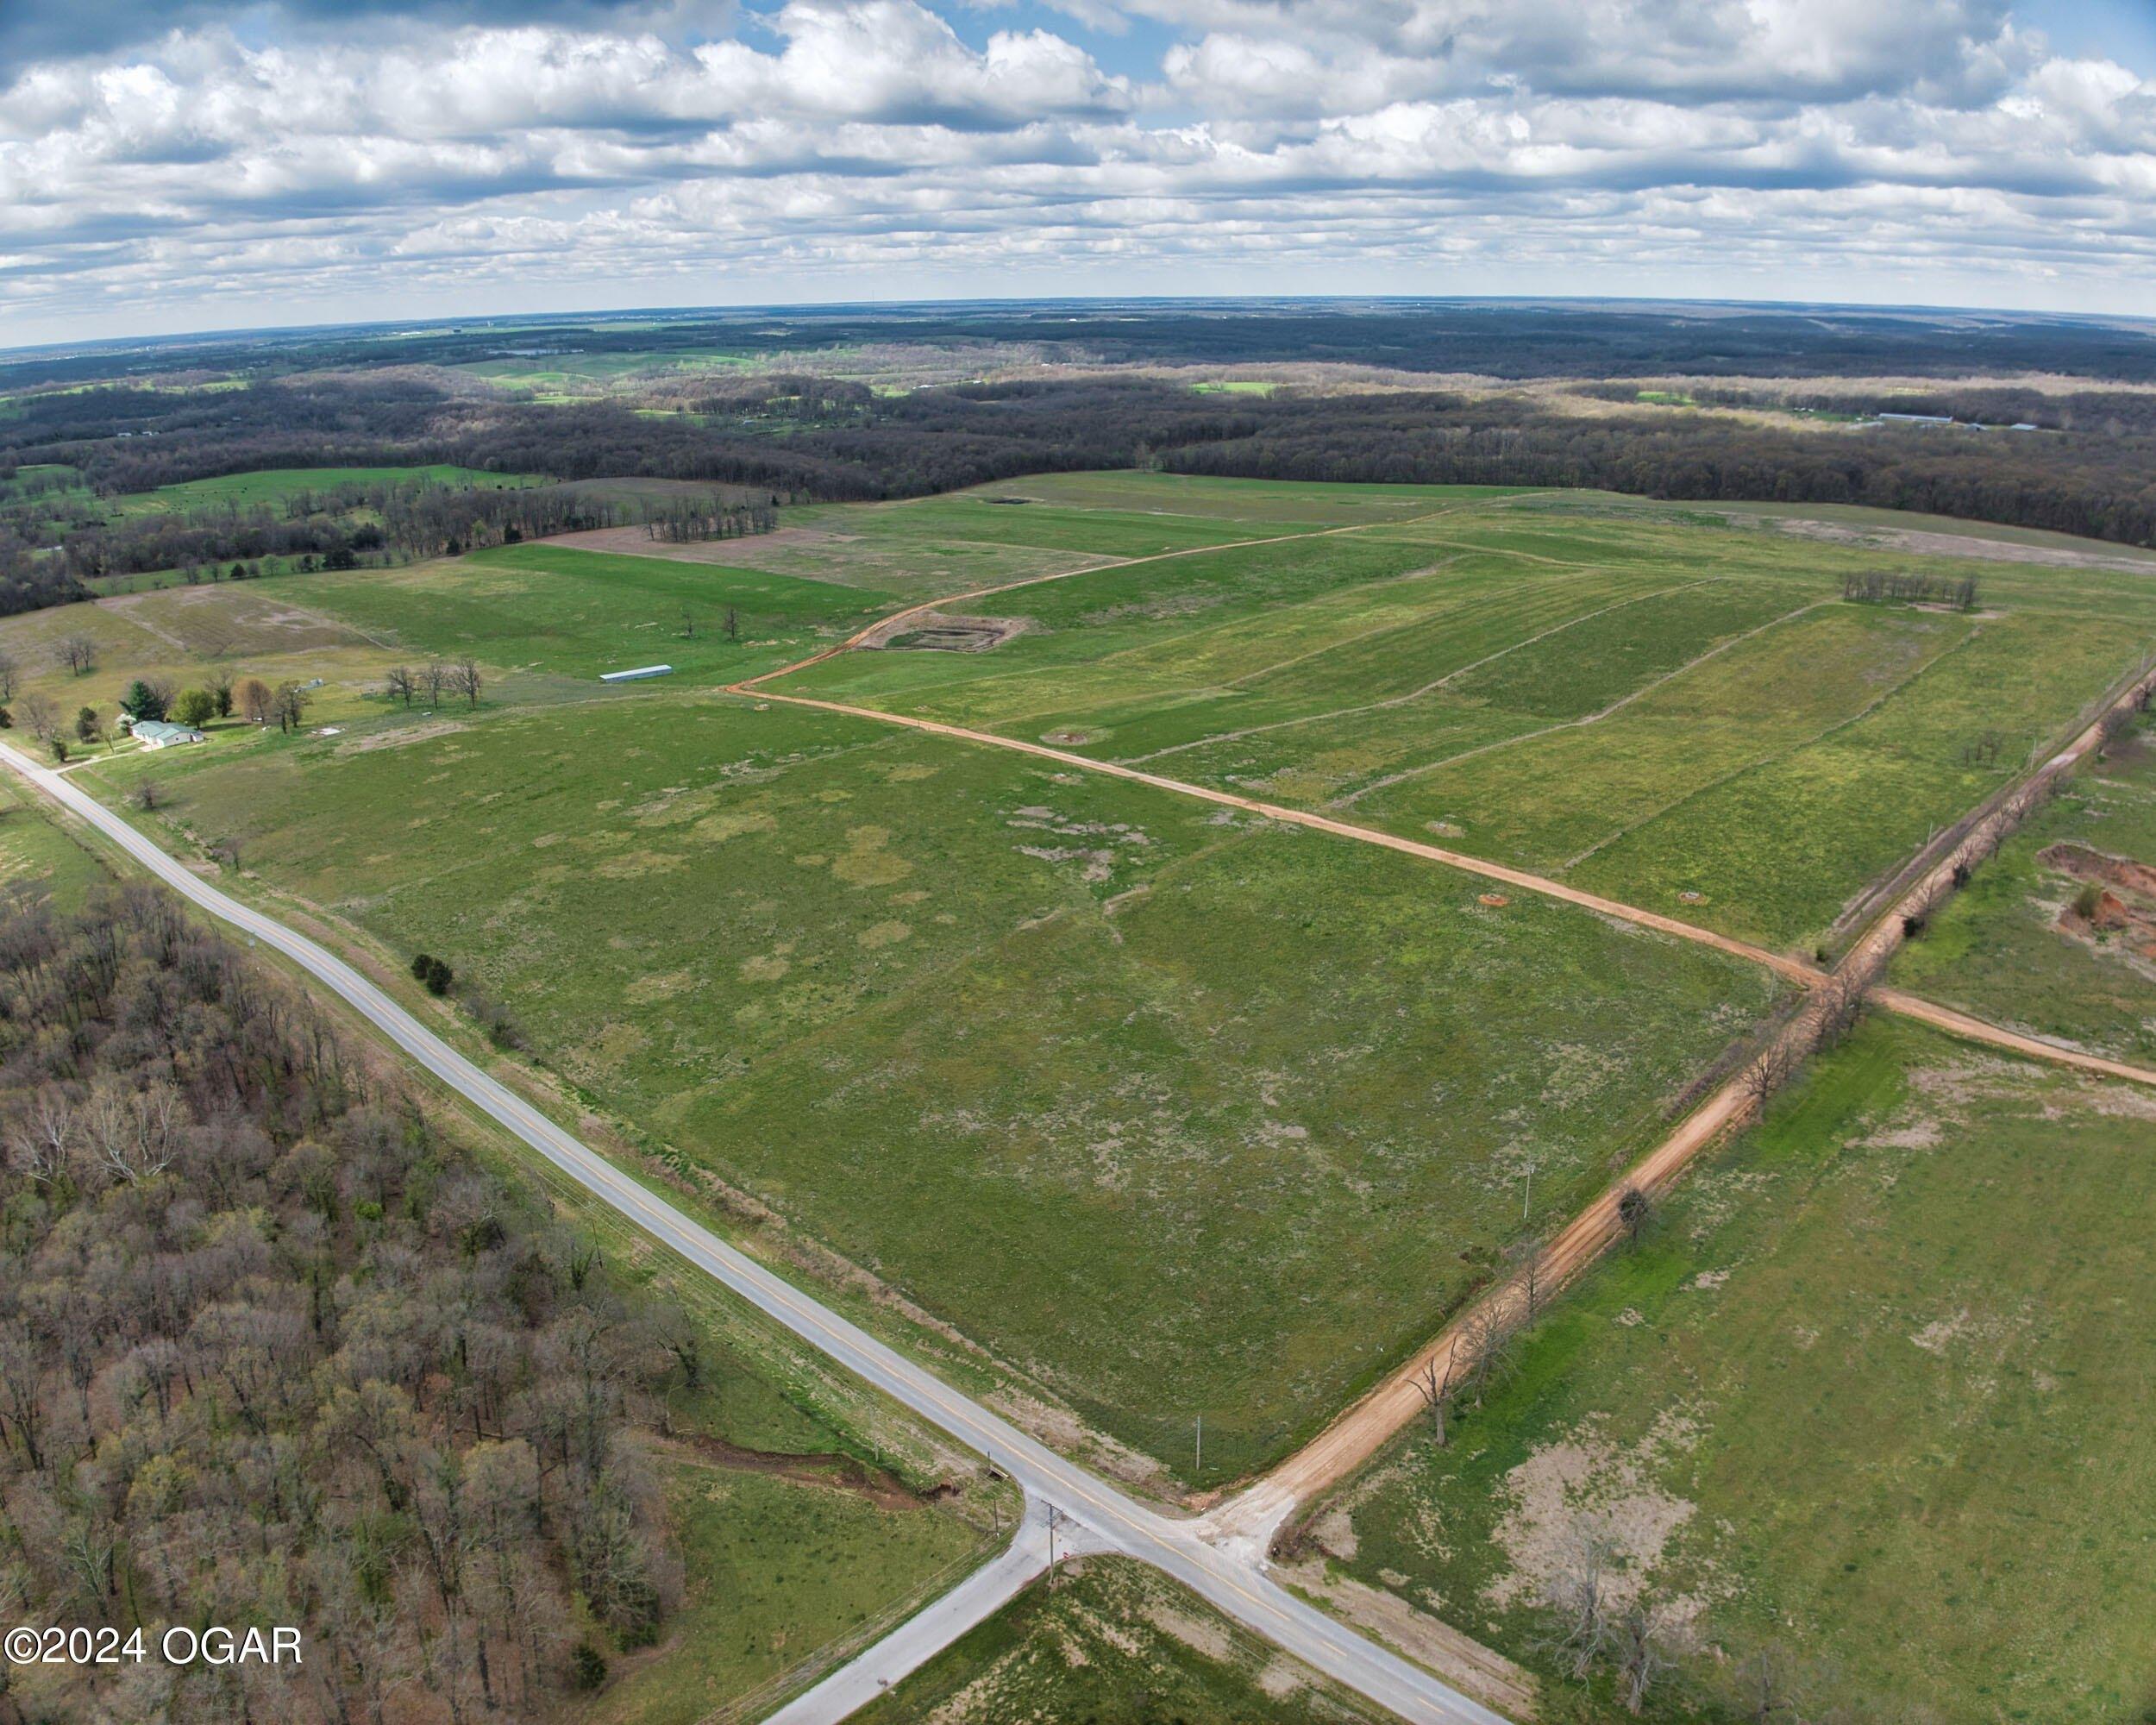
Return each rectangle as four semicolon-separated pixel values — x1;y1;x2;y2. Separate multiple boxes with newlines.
336;718;468;754
2044;842;2156;963
1758;516;2156;574
544;523;851;565
661;1430;944;1514
861;610;1030;653
1484;1409;1720;1634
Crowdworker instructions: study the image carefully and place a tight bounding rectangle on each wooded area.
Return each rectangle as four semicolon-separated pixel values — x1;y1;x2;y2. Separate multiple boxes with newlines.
0;881;691;1722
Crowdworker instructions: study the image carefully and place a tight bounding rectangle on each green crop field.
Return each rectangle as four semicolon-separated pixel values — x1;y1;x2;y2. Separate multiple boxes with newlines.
1894;720;2156;1063
110;693;1777;1483
853;1559;1382;1724
292;543;903;685
771;487;2156;950
107;463;540;515
1307;1016;2156;1722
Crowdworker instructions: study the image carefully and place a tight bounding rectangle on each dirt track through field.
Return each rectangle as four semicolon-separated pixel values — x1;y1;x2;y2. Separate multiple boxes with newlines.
1870;988;2156;1088
734;503;2156;1547
734;685;1823;985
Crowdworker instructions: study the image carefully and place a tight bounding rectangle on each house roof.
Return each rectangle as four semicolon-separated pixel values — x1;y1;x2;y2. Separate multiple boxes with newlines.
133;719;205;743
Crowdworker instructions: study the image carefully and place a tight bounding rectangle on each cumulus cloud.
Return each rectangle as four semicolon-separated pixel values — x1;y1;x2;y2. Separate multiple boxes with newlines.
0;0;2151;340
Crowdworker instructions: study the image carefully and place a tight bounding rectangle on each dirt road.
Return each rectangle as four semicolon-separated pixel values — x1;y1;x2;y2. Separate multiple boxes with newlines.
732;687;1823;985
1871;988;2156;1088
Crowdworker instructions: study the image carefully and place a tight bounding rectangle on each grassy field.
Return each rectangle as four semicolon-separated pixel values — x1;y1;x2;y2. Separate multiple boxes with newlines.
852;1559;1381;1725
580;1455;984;1725
106;462;538;515
106;692;1777;1483
1894;721;2156;1063
1310;1016;2156;1722
0;579;405;751
771;488;2156;950
292;543;903;685
0;781;113;906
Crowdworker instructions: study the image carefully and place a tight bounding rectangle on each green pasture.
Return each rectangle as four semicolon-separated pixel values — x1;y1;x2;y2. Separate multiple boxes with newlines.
579;1459;983;1725
107;463;539;516
291;543;899;686
1314;1016;2156;1722
1894;720;2156;1063
0;783;112;908
130;694;1777;1483
771;492;2156;950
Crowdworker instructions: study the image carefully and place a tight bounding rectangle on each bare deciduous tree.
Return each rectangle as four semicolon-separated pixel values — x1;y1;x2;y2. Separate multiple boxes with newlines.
1614;1601;1677;1715
5;1090;71;1184
56;633;96;676
452;656;481;709
384;665;417;707
1542;1532;1614;1681
1740;1040;1797;1115
1412;1350;1457;1448
0;649;16;702
83;1079;184;1183
17;692;57;742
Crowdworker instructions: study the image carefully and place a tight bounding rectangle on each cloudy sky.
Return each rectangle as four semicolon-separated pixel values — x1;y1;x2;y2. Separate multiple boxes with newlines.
2;0;2153;346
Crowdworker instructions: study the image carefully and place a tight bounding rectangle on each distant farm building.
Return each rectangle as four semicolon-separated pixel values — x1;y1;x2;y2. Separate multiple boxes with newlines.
128;718;207;749
600;664;674;684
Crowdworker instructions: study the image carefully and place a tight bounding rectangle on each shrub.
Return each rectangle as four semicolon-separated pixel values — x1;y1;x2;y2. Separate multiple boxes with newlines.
570;1643;608;1690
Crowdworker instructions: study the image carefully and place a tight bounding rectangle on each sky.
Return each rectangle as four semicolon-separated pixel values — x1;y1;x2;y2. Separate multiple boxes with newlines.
1;0;2153;347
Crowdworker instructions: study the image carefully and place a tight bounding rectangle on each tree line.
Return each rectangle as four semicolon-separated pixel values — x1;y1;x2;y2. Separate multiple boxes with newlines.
0;881;698;1722
3;365;2151;634
1841;568;1981;609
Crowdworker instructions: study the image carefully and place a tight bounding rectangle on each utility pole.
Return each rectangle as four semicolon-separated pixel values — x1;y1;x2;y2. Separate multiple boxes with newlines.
1195;1414;1202;1477
1522;1158;1534;1220
1047;1504;1061;1587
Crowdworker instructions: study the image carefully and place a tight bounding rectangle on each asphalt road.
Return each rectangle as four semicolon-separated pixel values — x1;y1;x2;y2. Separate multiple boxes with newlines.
0;742;1508;1725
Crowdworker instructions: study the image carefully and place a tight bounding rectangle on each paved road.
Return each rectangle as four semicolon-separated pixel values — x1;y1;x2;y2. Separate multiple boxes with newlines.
0;742;1508;1725
765;1497;1110;1725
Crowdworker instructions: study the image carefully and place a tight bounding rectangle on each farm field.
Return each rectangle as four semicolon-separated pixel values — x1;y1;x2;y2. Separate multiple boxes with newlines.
770;487;2156;950
106;462;540;514
109;693;1780;1483
292;543;905;685
1305;1017;2156;1722
0;782;112;906
1893;719;2156;1064
0;580;397;731
0;537;910;757
851;1559;1382;1725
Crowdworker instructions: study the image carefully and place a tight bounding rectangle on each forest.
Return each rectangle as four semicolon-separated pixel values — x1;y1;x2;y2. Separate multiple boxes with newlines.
9;298;2156;392
1;300;2153;624
0;880;693;1722
14;370;2150;549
